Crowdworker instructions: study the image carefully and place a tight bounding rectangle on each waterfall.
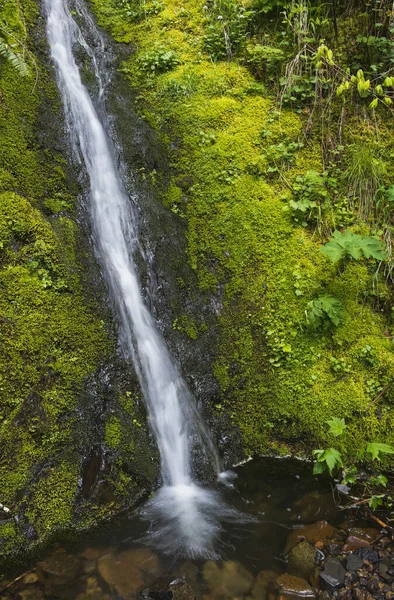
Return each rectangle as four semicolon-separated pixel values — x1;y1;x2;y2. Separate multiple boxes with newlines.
44;0;236;558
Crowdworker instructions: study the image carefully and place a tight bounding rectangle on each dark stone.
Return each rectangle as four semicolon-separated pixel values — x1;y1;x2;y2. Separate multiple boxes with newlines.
319;558;346;591
346;553;363;572
328;543;342;556
354;548;379;563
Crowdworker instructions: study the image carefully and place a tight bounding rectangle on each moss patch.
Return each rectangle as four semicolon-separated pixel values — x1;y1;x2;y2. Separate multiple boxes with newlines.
88;0;394;466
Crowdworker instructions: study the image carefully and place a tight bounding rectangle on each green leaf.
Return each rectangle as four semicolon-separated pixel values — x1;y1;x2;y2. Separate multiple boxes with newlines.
306;295;344;329
369;494;385;510
320;230;386;263
326;417;347;437
313;460;327;475
365;442;394;460
323;448;343;474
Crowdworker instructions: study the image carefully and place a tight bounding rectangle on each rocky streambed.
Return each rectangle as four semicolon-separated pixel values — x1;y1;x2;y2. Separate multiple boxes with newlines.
0;458;393;600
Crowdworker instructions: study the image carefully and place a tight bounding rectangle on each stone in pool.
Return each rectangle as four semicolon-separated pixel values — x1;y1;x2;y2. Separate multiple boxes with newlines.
287;541;320;580
250;569;279;599
98;548;160;598
203;560;254;596
275;574;316;598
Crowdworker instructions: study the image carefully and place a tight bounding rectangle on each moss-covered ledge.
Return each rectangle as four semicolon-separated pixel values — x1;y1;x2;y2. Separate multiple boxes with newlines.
88;0;394;464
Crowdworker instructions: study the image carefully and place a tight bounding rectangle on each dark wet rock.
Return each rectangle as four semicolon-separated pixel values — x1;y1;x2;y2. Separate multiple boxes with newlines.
379;558;394;583
285;522;337;553
327;543;342;556
37;548;82;584
319;558;346;591
288;541;321;580
346;554;364;572
98;548;160;598
343;529;380;553
169;581;195;600
203;561;254;596
250;570;279;599
275;574;316;598
354;548;379;563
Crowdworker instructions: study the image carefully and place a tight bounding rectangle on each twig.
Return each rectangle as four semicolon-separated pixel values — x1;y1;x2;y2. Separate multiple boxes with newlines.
0;570;34;593
365;377;394;412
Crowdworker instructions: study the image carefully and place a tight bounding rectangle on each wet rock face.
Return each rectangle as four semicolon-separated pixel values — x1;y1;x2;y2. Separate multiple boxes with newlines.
98;548;161;598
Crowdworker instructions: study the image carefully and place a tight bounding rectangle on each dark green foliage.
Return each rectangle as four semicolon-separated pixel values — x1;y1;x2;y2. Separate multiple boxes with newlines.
306;295;344;328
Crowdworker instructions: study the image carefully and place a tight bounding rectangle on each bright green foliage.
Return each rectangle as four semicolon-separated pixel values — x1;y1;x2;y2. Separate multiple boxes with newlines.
365;442;394;461
306;295;344;328
326;417;347;437
313;448;343;475
137;45;181;74
320;230;387;263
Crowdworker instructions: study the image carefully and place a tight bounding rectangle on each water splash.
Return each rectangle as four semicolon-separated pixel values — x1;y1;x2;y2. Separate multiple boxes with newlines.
44;0;240;557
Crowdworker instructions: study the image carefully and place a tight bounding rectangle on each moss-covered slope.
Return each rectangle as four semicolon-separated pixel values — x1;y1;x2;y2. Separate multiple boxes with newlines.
88;0;394;462
0;0;155;564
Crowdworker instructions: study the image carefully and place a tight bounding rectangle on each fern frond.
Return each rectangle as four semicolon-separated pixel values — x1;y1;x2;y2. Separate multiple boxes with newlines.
0;35;29;77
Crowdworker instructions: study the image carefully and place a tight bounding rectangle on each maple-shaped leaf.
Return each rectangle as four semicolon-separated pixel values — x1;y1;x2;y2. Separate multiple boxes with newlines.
320;230;386;263
365;442;394;460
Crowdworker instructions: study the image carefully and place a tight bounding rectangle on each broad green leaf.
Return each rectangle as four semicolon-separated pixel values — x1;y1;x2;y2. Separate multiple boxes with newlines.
323;448;343;474
326;417;347;437
320;230;386;263
313;461;326;475
366;442;394;460
320;241;346;263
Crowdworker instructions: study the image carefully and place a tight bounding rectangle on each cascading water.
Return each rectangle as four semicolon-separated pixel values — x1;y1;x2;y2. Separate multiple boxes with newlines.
44;0;238;558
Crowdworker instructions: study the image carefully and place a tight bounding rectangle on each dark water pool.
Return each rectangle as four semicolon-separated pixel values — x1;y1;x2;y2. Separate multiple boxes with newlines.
0;457;367;599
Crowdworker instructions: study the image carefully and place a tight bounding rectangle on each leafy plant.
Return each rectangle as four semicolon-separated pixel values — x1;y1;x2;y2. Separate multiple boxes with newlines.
326;417;347;437
313;447;343;475
320;230;386;263
306;294;344;328
137;46;181;74
365;442;394;461
288;170;332;226
246;44;285;80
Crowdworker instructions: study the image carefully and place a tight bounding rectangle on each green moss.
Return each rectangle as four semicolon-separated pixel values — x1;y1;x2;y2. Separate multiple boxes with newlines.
26;460;79;536
88;0;394;468
105;416;123;449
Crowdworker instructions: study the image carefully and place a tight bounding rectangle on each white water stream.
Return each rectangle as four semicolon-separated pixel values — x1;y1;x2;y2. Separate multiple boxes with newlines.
44;0;236;557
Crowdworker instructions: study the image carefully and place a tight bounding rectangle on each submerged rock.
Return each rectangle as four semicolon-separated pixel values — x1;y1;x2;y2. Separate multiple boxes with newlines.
275;574;316;598
98;548;160;598
250;569;279;600
287;541;321;580
285;522;336;553
37;548;82;584
203;561;254;597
